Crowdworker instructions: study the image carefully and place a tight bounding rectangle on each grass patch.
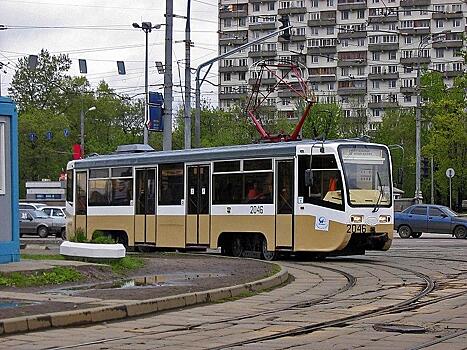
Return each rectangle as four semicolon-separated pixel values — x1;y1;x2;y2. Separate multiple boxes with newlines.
0;267;83;287
21;254;65;261
267;263;282;277
107;256;145;274
215;290;258;303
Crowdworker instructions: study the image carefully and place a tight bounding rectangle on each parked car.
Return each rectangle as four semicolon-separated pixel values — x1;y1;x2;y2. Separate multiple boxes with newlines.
394;204;467;239
19;202;47;210
19;209;66;239
41;206;67;218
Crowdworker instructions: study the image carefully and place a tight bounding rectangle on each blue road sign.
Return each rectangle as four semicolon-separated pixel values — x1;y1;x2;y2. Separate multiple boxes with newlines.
64;128;70;137
149;105;164;132
46;131;53;141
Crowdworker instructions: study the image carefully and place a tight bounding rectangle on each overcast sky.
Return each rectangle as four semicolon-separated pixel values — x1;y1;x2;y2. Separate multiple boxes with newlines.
0;0;220;108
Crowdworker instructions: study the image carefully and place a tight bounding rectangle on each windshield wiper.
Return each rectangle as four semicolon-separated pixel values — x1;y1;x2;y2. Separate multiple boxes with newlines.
372;171;384;213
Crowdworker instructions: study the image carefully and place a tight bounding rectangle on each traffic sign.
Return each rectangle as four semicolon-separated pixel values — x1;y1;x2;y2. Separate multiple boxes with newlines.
45;131;53;141
64;128;70;137
28;132;37;142
446;168;455;178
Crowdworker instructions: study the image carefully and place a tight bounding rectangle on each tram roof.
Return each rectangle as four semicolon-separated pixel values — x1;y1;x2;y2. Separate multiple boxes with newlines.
73;139;372;169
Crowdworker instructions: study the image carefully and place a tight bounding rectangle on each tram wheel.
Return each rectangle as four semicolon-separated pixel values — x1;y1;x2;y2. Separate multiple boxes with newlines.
231;236;244;257
411;232;422;238
398;225;412;239
260;237;276;261
454;226;467;239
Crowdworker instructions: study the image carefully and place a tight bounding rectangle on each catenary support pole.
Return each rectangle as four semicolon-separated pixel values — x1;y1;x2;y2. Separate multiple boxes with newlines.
163;0;173;151
415;62;422;203
184;0;191;149
143;28;149;145
431;156;434;204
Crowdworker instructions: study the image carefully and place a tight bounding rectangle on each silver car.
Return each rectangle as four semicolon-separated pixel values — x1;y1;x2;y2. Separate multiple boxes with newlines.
19;209;66;239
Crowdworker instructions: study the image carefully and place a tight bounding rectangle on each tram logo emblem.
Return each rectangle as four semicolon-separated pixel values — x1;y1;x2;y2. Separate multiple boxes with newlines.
315;216;329;231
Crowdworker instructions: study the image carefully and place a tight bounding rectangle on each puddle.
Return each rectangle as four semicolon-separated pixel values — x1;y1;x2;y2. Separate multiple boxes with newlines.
0;300;30;309
44;273;226;296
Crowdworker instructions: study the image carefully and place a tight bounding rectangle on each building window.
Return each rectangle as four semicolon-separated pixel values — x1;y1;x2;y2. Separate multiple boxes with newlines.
297;14;305;22
238;72;246;80
159;163;184;205
357;10;365;19
372;52;380;61
239;17;246;26
453;19;461;27
404;36;412;44
327;0;334;5
267;2;275;10
224;18;231;27
388;51;396;60
372;81;380;89
404;95;412;103
436;48;444;58
341;10;349;20
436;19;444;28
224;73;231;81
388;80;396;88
0;123;5;195
341;39;349;47
326;26;334;35
253;3;260;12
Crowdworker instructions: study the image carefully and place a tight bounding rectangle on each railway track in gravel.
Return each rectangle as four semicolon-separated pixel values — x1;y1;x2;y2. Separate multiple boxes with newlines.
46;260;442;350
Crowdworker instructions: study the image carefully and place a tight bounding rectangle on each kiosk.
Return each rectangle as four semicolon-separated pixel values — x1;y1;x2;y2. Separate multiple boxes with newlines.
0;97;19;263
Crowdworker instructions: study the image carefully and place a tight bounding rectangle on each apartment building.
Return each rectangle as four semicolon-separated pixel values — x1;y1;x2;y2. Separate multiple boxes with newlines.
218;0;466;130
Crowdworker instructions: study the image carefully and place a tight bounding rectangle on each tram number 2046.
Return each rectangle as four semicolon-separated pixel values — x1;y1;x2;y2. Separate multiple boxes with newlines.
346;224;367;234
250;205;264;215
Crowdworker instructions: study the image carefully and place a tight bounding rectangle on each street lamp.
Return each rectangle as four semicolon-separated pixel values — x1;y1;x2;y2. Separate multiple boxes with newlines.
132;22;162;145
80;106;96;158
414;32;447;203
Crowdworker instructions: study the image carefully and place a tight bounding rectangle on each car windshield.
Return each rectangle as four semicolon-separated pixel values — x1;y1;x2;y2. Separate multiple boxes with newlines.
32;210;49;219
443;207;458;216
339;145;392;208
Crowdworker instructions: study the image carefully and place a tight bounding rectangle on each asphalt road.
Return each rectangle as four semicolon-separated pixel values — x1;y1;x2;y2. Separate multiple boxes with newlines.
8;235;467;350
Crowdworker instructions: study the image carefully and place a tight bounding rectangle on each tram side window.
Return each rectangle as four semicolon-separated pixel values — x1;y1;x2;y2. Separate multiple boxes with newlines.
159;163;184;205
244;173;273;204
76;172;87;214
110;167;133;206
89;179;110;206
66;170;73;203
213;174;243;204
298;155;344;211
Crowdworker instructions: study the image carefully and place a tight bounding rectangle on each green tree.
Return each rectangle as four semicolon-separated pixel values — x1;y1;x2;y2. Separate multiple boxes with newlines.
302;102;342;139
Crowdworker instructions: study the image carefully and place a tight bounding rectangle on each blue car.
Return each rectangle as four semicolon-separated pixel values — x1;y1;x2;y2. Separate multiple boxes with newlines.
395;204;467;239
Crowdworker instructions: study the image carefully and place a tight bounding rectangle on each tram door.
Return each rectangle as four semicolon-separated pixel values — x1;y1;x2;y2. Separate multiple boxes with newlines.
276;160;294;248
186;165;210;245
134;168;157;244
75;171;88;235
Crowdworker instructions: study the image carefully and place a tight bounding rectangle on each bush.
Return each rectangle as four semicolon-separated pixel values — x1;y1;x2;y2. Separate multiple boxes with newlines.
69;228;88;243
91;231;115;244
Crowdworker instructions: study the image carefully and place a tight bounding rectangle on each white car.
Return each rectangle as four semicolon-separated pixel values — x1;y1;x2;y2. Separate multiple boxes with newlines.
41;206;67;218
19;202;47;210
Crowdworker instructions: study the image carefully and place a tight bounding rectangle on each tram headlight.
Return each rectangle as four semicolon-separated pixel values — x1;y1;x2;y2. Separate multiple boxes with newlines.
379;215;391;223
350;215;363;223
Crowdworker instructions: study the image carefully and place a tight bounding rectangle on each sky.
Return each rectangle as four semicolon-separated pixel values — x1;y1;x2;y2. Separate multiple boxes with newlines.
0;0;220;109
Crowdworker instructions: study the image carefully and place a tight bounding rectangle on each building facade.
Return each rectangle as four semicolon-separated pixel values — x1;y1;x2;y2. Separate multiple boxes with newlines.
218;0;466;130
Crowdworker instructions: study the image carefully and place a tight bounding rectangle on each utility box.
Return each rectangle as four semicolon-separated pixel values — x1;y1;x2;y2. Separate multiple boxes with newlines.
0;97;19;263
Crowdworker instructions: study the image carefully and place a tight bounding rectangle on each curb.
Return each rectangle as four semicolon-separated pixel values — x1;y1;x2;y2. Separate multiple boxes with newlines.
0;263;288;336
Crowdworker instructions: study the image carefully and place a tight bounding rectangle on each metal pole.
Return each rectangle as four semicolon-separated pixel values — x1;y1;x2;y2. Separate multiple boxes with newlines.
184;0;191;149
163;0;173;151
143;28;149;145
449;176;452;209
415;61;421;204
80;109;84;156
431;156;434;204
194;25;292;148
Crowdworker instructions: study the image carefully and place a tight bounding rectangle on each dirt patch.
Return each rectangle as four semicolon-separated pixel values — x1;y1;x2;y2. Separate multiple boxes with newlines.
0;253;275;320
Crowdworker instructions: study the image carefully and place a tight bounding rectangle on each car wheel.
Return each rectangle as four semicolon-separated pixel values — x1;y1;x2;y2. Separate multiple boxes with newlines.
398;225;412;239
411;232;422;238
454;226;467;239
37;226;49;238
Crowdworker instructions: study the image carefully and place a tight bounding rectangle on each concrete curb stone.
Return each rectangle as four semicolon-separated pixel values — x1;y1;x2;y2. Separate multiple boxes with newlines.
0;262;288;336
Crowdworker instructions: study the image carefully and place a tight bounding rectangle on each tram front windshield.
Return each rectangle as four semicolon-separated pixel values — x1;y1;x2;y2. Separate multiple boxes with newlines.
339;145;392;208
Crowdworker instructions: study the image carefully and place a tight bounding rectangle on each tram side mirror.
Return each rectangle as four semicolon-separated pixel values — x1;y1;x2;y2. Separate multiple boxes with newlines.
305;169;313;187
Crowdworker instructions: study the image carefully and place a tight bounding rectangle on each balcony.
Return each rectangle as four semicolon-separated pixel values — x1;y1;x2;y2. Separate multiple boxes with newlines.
368;14;398;23
219;65;249;73
337;87;367;95
368;43;399;51
368;101;399;109
219;92;247;100
445;70;464;78
400;0;430;6
308;11;336;26
432;40;464;49
249;21;276;30
248;50;277;58
400;57;430;65
219;31;248;46
368;72;399;80
307;46;337;55
337;58;367;67
337;0;366;10
278;7;307;15
248;78;277;85
278;90;300;98
219;10;248;19
432;12;464;19
399;27;431;35
400;86;416;94
337;31;367;39
308;75;337;83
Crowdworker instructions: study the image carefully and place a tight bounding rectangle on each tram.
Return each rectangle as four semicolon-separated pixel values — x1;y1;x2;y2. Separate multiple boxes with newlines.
65;140;394;260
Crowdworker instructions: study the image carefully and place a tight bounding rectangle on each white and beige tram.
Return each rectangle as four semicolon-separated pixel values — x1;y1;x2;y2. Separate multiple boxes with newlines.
66;140;394;260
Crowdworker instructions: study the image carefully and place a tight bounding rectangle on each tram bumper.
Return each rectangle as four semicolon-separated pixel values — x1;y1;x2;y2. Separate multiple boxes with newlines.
364;231;389;250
